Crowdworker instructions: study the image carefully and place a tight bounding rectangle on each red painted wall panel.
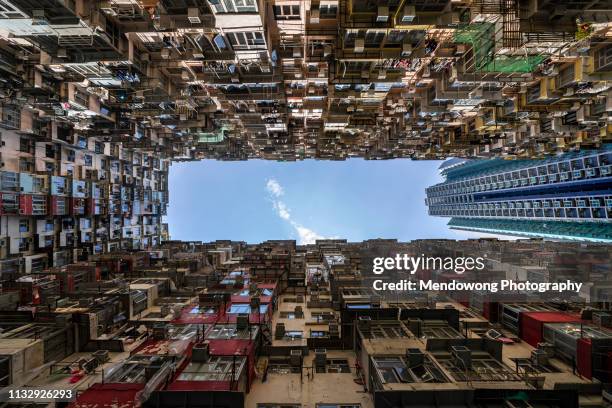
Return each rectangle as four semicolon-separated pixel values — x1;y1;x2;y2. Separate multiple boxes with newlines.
520;312;581;347
577;337;592;379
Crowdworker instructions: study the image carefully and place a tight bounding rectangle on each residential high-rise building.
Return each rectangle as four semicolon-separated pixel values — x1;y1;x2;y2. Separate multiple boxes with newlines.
425;148;612;242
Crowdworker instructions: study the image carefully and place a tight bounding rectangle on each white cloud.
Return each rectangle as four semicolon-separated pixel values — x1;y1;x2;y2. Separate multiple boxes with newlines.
293;224;326;244
273;201;291;220
266;179;284;197
265;179;332;244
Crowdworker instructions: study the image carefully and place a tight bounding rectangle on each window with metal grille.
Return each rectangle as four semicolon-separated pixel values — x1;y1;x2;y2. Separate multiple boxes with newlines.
557;64;575;87
596;45;612;71
319;4;337;18
227;32;266;50
365;31;385;47
211;0;257;13
274;5;300;19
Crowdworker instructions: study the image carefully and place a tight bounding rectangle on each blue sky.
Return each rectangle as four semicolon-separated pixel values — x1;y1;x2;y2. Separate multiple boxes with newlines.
167;159;490;243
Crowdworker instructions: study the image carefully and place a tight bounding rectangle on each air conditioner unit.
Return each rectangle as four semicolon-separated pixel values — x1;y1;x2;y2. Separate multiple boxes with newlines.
314;348;327;368
323;45;332;57
361;69;370;79
401;42;412;57
290;349;302;366
451;345;472;369
450;12;459;24
377;6;389;22
100;2;117;16
310;8;320;24
32;9;48;25
469;87;483;99
354;38;365;53
406;348;424;367
187;8;201;24
401;5;416;23
378;69;387;79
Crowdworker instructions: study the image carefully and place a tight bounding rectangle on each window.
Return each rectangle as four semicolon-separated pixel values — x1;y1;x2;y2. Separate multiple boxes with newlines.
211;0;257;13
19;220;29;233
343;31;356;48
45;144;55;158
227;303;268;314
227;32;266;49
84;155;93;166
19;158;33;172
311;312;334;323
557;65;575;87
319;4;337;18
77;137;87;149
66;150;75;162
274;5;300;19
19;138;31;153
385;30;406;45
95;142;104;154
322;359;350;373
344;61;371;73
365;31;385;47
596;46;612;71
317;405;360;408
18;238;30;252
284;330;303;339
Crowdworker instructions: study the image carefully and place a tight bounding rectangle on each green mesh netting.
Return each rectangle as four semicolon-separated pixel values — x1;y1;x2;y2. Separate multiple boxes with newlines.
454;23;544;73
197;127;228;143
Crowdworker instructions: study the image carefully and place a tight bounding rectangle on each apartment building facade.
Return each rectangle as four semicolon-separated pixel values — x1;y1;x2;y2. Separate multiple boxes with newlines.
0;123;169;279
0;0;609;164
425;147;612;242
